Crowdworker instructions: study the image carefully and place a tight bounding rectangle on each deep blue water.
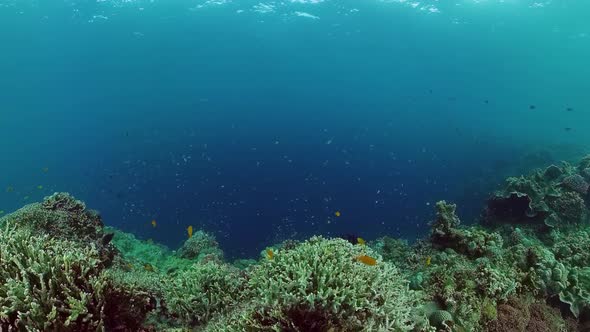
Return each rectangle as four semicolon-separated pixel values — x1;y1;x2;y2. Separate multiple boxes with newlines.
1;0;589;258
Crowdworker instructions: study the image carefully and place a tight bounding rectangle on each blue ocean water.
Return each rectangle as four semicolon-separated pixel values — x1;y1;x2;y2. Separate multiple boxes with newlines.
1;0;589;259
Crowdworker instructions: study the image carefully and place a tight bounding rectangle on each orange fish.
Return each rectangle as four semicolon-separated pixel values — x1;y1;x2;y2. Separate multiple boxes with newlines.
335;211;341;217
151;220;157;228
187;225;193;238
356;255;377;266
266;249;274;260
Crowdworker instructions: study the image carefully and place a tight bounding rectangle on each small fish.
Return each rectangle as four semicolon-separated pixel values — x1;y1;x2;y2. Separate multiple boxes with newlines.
37;185;43;190
266;249;274;260
529;105;536;110
144;263;154;272
357;237;366;245
23;196;29;201
42;167;49;173
356;255;377;266
425;256;431;266
6;186;14;193
151;220;157;228
102;233;115;245
565;127;572;132
187;225;193;238
334;211;341;217
566;107;574;112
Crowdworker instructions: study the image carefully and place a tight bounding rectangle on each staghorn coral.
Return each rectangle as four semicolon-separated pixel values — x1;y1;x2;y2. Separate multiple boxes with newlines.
214;236;421;331
0;193;113;263
0;222;107;330
163;261;245;327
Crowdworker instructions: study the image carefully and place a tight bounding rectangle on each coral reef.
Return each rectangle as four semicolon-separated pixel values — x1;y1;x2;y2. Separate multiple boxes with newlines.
209;236;422;331
0;192;115;263
485;160;590;228
0;223;107;330
430;201;503;259
175;230;223;261
3;154;590;331
163;261;245;326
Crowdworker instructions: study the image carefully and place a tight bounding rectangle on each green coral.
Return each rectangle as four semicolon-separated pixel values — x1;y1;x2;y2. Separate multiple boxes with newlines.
163;261;245;326
213;236;421;331
176;230;223;261
431;201;503;259
0;222;107;330
0;192;104;244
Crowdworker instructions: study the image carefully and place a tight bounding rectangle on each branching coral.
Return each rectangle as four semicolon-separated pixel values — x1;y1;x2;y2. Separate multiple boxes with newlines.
214;236;421;331
163;261;245;326
0;222;107;330
0;193;113;264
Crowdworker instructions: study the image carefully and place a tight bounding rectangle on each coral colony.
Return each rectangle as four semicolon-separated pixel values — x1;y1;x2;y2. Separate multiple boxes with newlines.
2;155;590;331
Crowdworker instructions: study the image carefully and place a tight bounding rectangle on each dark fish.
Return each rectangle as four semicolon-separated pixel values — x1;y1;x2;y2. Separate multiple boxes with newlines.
102;233;115;245
529;105;536;110
484;100;489;104
565;127;573;131
566;107;574;112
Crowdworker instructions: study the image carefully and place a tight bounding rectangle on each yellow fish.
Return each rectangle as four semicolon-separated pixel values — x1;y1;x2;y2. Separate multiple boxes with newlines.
187;225;193;238
266;249;274;260
356;255;377;266
37;185;43;190
425;256;431;266
357;237;366;245
334;211;341;217
144;263;154;272
151;220;157;228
